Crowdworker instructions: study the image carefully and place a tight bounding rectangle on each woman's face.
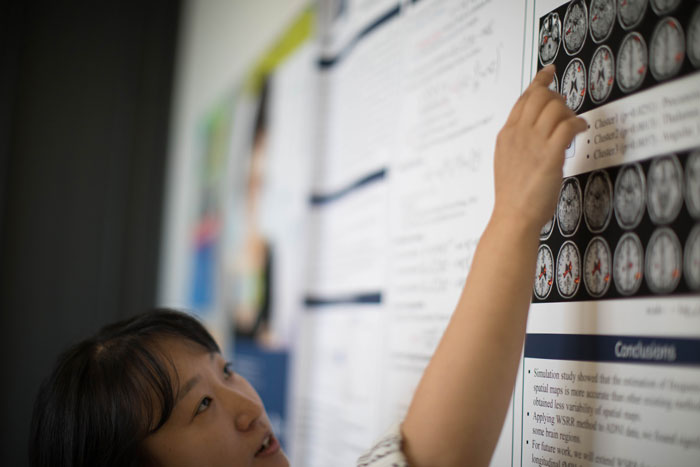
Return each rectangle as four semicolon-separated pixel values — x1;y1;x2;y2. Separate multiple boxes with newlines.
142;339;289;467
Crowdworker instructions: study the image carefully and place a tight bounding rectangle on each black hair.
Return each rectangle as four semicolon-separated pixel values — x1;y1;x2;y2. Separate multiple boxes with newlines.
253;77;269;143
29;309;220;467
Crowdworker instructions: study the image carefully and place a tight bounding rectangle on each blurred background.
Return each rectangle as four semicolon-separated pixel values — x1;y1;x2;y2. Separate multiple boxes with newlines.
1;1;307;464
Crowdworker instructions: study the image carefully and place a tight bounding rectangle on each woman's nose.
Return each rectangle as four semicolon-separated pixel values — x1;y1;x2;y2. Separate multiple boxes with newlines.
223;387;264;431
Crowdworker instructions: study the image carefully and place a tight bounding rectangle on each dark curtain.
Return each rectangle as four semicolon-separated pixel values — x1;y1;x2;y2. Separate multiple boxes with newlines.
0;1;180;464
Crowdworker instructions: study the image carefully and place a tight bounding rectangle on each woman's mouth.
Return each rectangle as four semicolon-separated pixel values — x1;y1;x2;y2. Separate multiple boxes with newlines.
255;433;280;458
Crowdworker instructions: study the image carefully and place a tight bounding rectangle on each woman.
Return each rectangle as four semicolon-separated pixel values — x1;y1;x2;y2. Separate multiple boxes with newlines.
30;65;586;466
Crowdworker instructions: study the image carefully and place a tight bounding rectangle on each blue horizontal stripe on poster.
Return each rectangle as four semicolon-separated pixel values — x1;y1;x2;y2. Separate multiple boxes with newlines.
309;168;387;206
525;334;700;366
318;4;400;69
304;292;382;308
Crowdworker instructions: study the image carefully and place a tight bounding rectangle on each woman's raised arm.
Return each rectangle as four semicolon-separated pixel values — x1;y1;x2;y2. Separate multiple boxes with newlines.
401;65;588;467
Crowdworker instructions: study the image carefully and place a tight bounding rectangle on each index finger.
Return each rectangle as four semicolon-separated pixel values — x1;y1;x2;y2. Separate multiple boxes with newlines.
506;65;556;125
531;64;556;88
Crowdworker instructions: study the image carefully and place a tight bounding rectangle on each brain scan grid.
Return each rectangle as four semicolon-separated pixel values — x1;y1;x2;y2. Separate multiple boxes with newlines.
534;148;700;302
538;0;699;114
533;1;699;303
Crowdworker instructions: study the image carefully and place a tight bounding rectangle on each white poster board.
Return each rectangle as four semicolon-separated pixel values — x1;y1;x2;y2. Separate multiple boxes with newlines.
291;1;700;466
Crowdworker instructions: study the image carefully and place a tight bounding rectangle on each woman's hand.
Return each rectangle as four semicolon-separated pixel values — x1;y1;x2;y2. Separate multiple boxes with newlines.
493;65;588;232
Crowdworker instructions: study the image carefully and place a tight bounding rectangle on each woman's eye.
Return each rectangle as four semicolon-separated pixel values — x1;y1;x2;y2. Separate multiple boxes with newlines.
196;396;212;415
223;361;234;379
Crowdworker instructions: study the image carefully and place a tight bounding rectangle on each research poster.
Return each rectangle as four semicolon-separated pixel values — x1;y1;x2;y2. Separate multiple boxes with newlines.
518;1;700;466
187;99;234;319
289;1;700;466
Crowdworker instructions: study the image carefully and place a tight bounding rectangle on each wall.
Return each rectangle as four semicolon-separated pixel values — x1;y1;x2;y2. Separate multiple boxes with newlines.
157;1;700;465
